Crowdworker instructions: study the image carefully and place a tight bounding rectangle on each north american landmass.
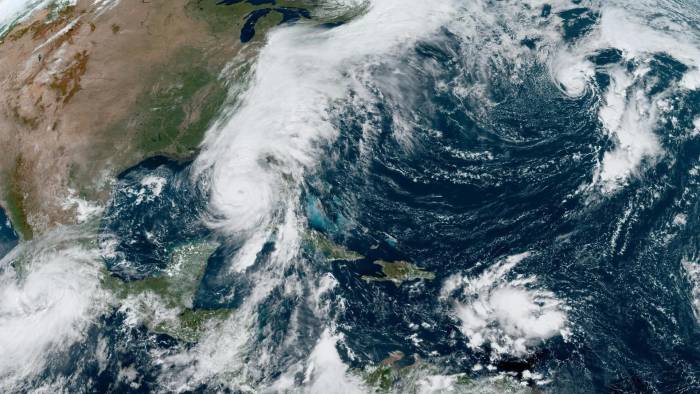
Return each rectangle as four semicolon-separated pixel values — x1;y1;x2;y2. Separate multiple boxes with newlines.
0;0;312;239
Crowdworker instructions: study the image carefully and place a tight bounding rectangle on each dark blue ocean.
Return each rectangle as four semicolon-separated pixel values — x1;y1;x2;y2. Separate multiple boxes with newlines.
2;0;700;392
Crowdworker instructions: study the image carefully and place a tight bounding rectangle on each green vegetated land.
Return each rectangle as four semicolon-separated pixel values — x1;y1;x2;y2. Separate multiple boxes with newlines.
186;0;311;36
363;260;435;287
305;230;365;262
4;156;34;240
127;47;229;159
186;0;258;34
103;240;232;343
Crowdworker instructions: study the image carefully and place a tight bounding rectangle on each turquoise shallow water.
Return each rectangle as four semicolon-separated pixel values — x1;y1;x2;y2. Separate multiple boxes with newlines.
3;0;700;392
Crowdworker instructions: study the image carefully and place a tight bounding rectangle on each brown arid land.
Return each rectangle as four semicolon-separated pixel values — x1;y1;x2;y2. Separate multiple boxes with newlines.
0;0;301;239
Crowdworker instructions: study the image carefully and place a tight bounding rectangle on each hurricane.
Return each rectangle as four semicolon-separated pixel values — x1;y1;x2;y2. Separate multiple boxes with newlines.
1;0;700;392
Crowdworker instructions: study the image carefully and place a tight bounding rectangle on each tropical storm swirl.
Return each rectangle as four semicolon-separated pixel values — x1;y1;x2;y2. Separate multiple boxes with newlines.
1;0;700;392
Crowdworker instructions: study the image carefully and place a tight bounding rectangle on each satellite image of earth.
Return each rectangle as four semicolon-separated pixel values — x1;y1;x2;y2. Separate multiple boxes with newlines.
1;0;700;392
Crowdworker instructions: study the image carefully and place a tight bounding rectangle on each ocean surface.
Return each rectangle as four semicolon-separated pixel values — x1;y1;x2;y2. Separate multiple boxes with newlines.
2;0;700;392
